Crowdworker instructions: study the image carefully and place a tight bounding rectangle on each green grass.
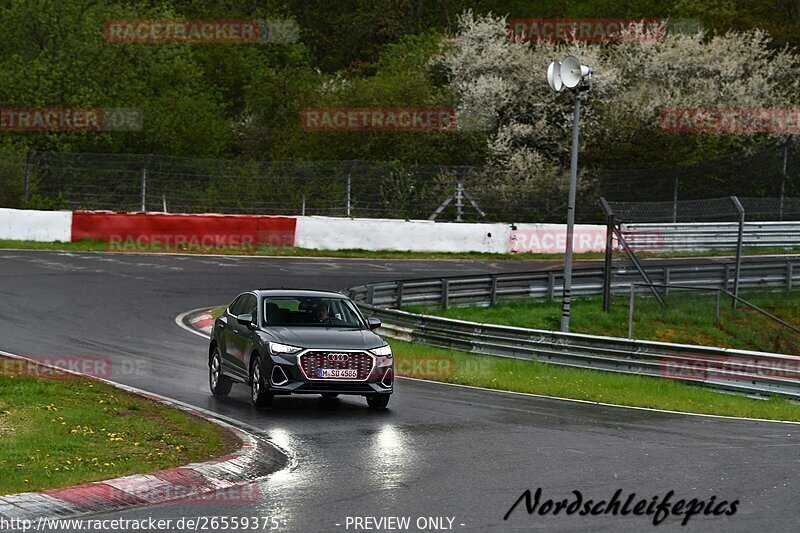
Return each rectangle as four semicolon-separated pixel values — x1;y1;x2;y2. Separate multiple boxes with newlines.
407;289;800;355
387;338;800;422
0;358;238;495
3;238;800;261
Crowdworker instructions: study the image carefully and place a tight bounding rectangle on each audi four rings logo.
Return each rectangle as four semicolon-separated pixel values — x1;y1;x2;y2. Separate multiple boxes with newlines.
327;353;349;362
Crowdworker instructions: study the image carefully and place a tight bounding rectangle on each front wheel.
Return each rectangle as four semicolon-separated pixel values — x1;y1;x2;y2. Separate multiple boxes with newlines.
366;394;390;410
250;358;273;408
209;348;232;398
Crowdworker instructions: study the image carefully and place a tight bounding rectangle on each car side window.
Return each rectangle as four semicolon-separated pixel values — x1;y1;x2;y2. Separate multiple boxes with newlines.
228;294;247;316
243;294;258;324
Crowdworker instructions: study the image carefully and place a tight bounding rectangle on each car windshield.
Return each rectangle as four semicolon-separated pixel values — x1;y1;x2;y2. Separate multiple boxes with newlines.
263;296;365;328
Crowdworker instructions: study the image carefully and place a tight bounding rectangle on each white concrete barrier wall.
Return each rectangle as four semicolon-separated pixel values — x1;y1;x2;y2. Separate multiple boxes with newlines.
295;216;609;253
0;208;72;242
294;216;513;253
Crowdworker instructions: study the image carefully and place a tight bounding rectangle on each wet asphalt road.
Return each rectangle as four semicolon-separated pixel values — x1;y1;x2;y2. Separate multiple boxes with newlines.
0;250;797;533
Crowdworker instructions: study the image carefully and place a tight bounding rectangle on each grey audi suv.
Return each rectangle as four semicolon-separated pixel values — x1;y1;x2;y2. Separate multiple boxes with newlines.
208;289;393;409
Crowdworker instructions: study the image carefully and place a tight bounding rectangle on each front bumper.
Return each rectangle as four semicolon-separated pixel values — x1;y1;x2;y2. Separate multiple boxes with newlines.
266;349;393;396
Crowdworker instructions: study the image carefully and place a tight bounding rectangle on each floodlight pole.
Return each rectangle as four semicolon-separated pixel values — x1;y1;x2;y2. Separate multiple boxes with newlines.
561;93;581;332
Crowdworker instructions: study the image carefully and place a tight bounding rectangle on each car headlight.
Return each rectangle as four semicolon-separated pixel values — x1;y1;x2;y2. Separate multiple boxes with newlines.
370;345;392;358
269;341;302;355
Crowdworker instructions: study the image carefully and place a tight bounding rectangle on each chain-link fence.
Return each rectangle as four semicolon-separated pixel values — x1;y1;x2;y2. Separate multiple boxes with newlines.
1;151;551;221
596;144;800;209
1;144;798;223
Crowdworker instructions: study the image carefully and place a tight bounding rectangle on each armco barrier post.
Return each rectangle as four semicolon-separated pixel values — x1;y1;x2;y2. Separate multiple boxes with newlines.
731;196;745;309
395;282;404;308
788;262;794;290
490;275;498;306
441;279;450;310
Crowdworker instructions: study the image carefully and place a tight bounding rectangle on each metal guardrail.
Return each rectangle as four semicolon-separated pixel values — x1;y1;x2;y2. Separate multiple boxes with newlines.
348;257;800;309
623;222;800;251
346;256;800;399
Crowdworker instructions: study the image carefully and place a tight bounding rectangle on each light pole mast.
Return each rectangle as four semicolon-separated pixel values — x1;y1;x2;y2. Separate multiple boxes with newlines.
546;56;592;332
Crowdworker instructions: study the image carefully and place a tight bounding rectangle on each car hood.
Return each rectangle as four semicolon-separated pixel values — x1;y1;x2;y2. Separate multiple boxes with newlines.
265;327;386;350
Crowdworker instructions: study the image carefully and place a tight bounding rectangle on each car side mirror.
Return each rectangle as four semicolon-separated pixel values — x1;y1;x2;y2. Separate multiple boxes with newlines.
237;313;255;328
367;317;381;330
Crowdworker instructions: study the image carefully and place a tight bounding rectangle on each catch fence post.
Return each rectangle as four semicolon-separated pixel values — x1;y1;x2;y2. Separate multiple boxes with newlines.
23;149;32;201
730;196;745;309
628;283;635;339
140;154;153;212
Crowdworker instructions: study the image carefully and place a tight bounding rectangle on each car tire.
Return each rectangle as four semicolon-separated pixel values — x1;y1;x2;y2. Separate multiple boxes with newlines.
321;393;339;399
366;394;390;410
209;348;233;398
250;357;273;408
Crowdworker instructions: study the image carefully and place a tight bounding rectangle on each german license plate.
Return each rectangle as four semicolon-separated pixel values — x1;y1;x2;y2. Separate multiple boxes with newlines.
318;368;358;379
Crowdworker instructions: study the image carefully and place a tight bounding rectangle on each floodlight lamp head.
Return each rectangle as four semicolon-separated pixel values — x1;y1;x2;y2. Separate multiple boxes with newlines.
560;56;592;90
547;60;563;93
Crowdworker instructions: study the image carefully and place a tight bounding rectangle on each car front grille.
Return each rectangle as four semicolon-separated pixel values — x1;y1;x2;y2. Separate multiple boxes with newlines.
299;351;374;380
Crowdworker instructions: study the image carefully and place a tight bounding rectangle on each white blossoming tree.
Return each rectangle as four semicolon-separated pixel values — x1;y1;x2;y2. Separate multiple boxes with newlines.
435;11;800;218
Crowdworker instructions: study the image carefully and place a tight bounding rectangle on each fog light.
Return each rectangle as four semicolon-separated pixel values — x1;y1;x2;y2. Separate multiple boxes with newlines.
271;365;289;386
380;368;393;388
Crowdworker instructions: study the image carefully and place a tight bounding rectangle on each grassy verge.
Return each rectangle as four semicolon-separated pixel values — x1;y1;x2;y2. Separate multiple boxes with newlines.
0;357;238;495
3;238;800;261
407;289;800;355
388;339;800;422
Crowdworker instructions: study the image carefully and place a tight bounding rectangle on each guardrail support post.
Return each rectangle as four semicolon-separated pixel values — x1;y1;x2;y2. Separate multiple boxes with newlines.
628;284;635;339
787;262;793;291
395;282;404;309
664;267;670;297
441;279;450;310
367;285;374;305
490;275;498;306
547;272;555;302
715;289;721;324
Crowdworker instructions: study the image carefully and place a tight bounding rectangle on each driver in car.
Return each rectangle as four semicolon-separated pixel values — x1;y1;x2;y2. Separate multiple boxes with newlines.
312;302;346;326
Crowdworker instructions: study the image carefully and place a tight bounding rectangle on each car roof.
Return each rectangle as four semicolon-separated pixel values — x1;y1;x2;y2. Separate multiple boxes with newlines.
253;289;347;299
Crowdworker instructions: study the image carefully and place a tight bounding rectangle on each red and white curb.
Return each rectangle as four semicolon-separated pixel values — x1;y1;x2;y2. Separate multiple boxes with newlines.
0;353;289;521
187;310;215;336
